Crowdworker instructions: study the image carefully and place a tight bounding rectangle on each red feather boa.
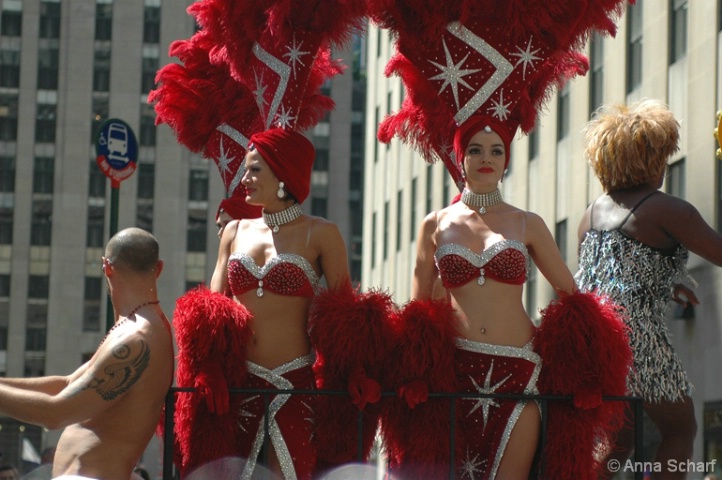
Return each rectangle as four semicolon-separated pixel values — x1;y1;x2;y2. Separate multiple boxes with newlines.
172;286;253;477
534;290;632;479
308;283;396;471
380;299;461;480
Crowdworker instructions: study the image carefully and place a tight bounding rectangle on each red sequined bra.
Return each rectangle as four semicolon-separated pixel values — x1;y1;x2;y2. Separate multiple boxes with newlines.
228;252;320;298
435;240;529;288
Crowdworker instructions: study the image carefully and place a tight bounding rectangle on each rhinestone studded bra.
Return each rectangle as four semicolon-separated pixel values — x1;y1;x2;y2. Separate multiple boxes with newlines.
435;240;529;288
227;252;319;298
262;203;302;233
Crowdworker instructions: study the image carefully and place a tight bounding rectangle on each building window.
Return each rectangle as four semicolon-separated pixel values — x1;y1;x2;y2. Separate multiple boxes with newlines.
89;160;106;198
314;149;329;171
137;163;155;199
371;212;377;266
83;276;102;332
0;274;9;297
186;209;207;252
25;325;47;352
140;54;159;95
39;1;61;39
557;84;570;141
312;197;328;217
350;200;362;237
37;47;59;90
425;165;433;215
93;47;111;92
670;0;688;64
95;2;112;41
376;27;382;57
91;95;109;143
443;168;451;205
137;202;153;233
0;208;12;244
667;159;685;198
188;168;209;202
1;9;22;37
627;0;644;93
90;94;109;138
0;49;21;88
383;201;389;261
0;155;15;192
589;32;604;115
33;157;54;194
139;104;157;145
0;95;18;141
28;275;50;299
555;219;568;262
86;205;104;248
525;265;538;319
411;178;417;241
24;355;46;377
396;190;403;251
35;103;57;143
374;107;380;163
30;200;53;246
528;125;539;161
350;147;363;191
143;5;161;44
136;165;154;228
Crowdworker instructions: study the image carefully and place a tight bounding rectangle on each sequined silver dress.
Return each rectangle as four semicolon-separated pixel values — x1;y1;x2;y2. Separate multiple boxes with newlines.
576;228;693;403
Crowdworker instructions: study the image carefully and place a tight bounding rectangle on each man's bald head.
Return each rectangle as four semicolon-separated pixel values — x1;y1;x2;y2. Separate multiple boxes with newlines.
105;228;159;274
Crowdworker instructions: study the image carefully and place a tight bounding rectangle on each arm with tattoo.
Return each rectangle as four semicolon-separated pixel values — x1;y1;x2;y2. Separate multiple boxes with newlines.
67;341;151;401
0;334;154;429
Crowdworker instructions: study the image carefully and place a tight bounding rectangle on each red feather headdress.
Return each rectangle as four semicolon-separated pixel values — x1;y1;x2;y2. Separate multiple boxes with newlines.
369;0;633;189
150;29;263;218
151;0;366;215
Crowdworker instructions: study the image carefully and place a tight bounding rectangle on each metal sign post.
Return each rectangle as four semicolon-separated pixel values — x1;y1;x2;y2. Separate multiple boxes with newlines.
95;118;139;331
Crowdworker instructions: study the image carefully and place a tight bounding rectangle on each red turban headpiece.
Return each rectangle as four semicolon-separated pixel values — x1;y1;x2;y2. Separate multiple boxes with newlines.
249;129;315;204
453;115;514;171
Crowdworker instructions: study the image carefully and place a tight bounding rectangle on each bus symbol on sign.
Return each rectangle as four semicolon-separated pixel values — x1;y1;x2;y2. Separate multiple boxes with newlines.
96;118;138;187
107;123;129;162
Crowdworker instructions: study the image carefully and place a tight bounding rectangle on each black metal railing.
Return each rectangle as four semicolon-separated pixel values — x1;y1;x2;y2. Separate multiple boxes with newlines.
162;388;645;480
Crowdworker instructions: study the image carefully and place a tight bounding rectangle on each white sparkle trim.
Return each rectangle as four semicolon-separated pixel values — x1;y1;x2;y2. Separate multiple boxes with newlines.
253;43;291;130
446;21;513;126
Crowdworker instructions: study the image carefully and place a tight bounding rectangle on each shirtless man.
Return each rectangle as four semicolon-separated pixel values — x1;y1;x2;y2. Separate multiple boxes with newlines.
0;228;174;480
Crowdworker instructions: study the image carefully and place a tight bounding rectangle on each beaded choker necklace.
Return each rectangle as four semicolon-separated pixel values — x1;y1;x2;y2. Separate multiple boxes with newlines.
97;300;160;350
263;203;302;233
128;300;160;317
461;188;503;214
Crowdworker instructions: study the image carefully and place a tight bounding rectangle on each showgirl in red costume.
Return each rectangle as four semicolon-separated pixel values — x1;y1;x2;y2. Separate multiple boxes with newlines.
152;1;393;478
367;0;635;478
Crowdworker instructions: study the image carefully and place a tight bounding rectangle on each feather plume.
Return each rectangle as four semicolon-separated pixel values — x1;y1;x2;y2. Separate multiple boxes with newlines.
172;286;254;476
534;290;632;479
309;283;396;470
380;299;462;480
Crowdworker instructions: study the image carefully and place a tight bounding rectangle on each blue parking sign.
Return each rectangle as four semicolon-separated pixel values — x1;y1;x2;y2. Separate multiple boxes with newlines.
95;118;138;187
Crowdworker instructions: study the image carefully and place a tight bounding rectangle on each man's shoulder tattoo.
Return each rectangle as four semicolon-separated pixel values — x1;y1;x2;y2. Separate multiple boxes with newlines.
71;340;151;401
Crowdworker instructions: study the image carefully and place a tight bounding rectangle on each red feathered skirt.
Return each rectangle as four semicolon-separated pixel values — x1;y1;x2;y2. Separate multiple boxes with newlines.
237;354;317;480
455;338;541;480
